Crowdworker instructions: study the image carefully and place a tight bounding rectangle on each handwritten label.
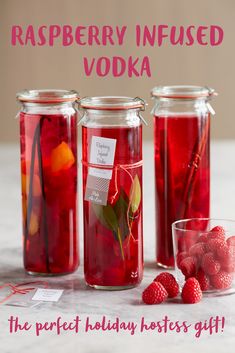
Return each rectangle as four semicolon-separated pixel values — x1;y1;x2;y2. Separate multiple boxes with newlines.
85;136;116;205
32;289;64;302
89;136;116;179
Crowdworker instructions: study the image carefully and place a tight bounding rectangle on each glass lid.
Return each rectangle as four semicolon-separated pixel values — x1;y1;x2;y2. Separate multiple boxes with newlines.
79;96;146;110
151;85;216;99
17;89;79;103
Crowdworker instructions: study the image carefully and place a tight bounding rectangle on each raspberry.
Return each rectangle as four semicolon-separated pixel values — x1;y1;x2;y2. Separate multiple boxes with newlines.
221;262;235;273
208;226;225;241
189;242;206;259
227;236;235;246
210;271;233;290
211;225;225;234
206;238;225;254
196;268;210;291
181;277;202;304
154;272;179;298
142;282;168;305
176;251;188;268
217;243;235;262
201;252;221;275
180;256;197;278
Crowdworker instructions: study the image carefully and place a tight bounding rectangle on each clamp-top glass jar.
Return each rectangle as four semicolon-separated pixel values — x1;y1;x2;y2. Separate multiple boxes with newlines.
80;96;145;290
17;89;79;275
151;86;216;268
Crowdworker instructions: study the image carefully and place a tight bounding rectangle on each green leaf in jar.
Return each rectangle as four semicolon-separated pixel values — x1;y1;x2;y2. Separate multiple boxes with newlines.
129;174;141;213
113;189;129;240
92;203;118;233
92;203;124;260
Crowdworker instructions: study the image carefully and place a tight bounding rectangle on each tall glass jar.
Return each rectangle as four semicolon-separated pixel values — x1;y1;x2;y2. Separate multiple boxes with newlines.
17;89;79;275
80;96;145;290
151;86;216;268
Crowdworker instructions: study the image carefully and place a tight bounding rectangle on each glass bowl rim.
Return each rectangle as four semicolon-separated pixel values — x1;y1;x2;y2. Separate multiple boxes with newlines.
172;217;235;233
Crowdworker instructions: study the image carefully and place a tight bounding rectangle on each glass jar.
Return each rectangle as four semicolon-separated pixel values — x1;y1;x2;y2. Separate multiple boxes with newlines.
80;96;146;290
17;89;79;275
151;86;216;268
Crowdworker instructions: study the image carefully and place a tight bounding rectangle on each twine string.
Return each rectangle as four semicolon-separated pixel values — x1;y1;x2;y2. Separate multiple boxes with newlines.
0;281;49;305
82;159;143;242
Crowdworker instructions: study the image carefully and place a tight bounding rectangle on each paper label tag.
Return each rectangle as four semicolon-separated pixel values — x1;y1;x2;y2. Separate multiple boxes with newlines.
85;136;116;205
89;136;116;179
32;289;64;302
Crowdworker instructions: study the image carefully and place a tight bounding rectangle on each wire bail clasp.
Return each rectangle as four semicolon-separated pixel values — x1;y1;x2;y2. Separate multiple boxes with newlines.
134;97;148;125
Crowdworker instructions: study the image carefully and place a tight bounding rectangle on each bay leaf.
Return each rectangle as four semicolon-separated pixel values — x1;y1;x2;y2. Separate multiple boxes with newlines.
129;174;141;213
92;203;118;233
92;202;124;260
114;189;129;240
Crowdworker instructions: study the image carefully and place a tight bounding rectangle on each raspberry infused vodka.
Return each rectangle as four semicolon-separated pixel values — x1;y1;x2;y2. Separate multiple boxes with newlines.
17;90;79;275
80;96;146;289
151;86;216;268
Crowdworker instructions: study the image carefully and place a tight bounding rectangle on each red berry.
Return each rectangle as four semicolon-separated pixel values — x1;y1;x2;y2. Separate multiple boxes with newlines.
217;243;235;262
180;257;197;278
208;226;225;241
211;225;225;234
196;268;210;291
210;271;233;290
176;251;188;268
201;252;221;275
189;242;206;259
142;282;168;305
219;248;235;272
181;277;202;304
206;238;225;254
221;262;235;273
154;272;179;298
227;236;235;246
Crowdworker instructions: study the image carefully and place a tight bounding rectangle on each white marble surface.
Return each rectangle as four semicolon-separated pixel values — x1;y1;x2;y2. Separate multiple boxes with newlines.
0;141;235;353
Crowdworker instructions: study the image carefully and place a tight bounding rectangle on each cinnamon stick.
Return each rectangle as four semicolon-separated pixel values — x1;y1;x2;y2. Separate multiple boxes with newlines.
180;116;210;220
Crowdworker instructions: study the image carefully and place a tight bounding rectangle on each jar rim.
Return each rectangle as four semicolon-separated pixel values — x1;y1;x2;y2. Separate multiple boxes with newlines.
16;89;79;103
79;96;146;110
151;85;216;99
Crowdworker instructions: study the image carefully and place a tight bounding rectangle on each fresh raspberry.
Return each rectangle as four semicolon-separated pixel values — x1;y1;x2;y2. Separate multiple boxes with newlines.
176;251;188;268
210;271;233;290
208;226;225;241
221;262;235;273
227;236;235;246
197;234;208;243
216;243;235;262
142;282;168;305
189;242;206;259
179;256;197;278
206;238;225;254
181;277;202;304
201;252;221;275
219;248;235;272
196;268;210;291
154;272;179;298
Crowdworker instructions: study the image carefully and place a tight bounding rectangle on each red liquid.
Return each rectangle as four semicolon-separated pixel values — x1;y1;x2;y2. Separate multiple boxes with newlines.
82;126;143;288
154;115;210;267
20;112;79;274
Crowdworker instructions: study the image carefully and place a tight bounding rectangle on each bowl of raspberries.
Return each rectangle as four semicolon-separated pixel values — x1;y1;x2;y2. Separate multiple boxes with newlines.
142;219;235;305
172;218;235;295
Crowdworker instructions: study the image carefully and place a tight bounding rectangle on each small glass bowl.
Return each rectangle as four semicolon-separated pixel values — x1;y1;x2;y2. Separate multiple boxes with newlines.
172;218;235;296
